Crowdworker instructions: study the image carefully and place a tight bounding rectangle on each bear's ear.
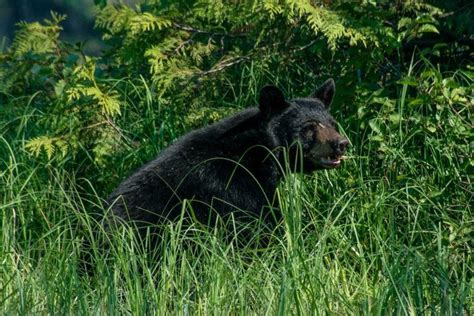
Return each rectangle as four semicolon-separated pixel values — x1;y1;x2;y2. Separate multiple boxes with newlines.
310;78;335;109
259;85;288;116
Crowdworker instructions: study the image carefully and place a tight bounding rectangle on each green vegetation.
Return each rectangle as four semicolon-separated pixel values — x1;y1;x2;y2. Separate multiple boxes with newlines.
1;0;472;314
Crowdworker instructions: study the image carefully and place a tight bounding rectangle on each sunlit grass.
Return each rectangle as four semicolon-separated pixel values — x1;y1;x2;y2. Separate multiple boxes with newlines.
1;145;471;314
0;63;472;314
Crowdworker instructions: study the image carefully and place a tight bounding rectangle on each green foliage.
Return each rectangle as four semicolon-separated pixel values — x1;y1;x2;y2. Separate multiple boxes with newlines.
0;0;472;313
2;1;471;168
95;0;394;97
358;61;473;178
0;13;123;166
10;12;65;57
397;2;443;42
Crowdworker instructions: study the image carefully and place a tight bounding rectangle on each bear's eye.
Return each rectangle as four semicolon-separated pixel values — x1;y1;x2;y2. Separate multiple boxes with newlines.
302;124;316;139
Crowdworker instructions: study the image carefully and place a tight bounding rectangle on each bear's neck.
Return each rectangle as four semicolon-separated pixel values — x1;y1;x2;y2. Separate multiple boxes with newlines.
216;113;283;189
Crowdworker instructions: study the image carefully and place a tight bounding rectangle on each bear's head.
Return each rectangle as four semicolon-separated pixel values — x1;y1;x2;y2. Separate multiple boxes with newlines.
259;79;349;171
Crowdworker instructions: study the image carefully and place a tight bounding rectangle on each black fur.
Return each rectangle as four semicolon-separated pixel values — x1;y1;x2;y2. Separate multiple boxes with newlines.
107;79;348;232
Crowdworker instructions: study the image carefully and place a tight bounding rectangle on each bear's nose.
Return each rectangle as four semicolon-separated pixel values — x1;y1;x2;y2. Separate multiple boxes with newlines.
331;138;349;154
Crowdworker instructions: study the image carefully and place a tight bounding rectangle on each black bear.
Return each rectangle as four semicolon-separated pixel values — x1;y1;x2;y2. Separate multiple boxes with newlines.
107;79;349;233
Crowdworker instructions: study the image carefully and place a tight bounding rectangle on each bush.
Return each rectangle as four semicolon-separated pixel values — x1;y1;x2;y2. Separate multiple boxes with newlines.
0;1;472;313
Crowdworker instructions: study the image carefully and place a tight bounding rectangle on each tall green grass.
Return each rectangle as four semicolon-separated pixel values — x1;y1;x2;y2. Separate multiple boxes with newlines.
1;63;472;314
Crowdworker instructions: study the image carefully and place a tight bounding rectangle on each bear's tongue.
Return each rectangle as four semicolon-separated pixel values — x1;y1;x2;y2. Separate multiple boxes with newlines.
319;156;341;167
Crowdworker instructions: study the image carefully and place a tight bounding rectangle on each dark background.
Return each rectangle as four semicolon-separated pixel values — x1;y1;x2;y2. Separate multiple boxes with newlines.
0;0;101;52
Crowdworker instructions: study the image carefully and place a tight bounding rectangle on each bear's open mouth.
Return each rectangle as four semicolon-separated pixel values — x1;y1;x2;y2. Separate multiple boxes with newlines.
317;155;342;168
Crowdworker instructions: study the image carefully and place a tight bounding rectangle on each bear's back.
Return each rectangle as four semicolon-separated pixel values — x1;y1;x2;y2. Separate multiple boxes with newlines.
107;107;272;224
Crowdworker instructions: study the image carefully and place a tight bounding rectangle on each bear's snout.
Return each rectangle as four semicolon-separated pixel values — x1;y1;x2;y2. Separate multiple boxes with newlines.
330;138;349;156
